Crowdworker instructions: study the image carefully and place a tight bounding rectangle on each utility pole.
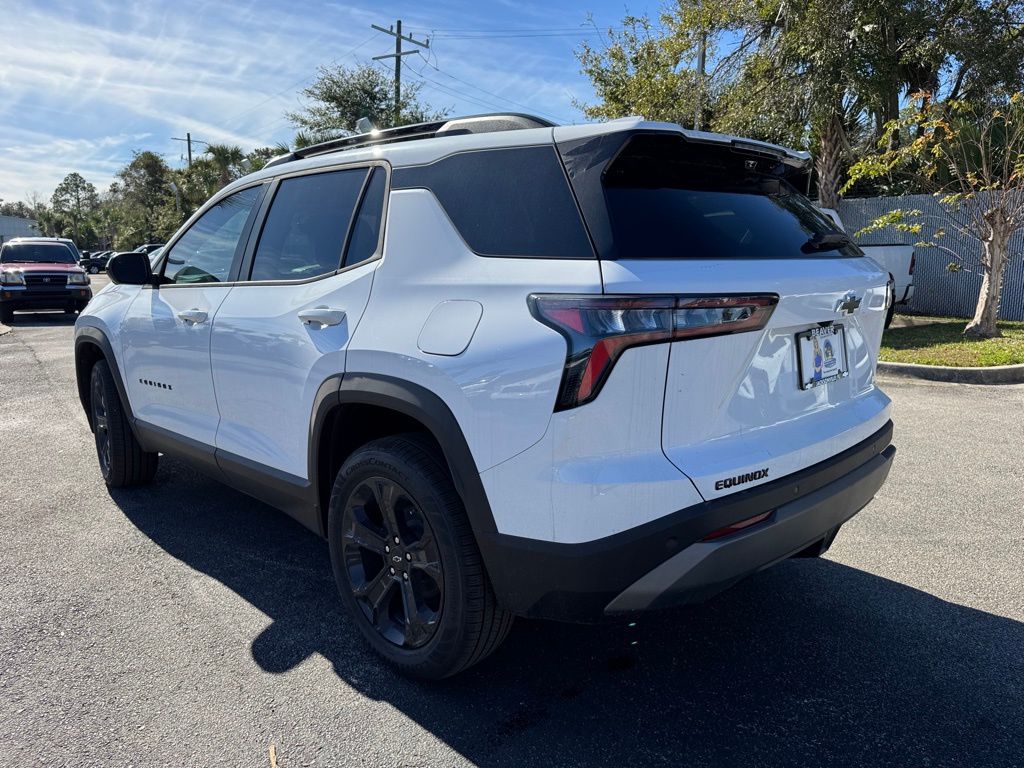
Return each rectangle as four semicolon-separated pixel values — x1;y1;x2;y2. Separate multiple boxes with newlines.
371;19;429;126
693;31;706;131
693;0;707;131
171;134;208;167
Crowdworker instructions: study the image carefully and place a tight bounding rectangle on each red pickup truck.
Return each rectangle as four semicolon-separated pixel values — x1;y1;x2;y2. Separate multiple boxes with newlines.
0;238;93;323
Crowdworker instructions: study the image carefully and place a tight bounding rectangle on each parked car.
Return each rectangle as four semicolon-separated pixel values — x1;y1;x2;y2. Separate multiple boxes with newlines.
79;250;113;274
817;208;914;327
133;243;165;255
1;237;92;322
74;114;896;679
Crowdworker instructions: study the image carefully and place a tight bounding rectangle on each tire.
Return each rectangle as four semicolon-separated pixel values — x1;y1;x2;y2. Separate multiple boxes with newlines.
89;360;158;487
0;305;12;323
88;265;99;274
328;434;513;679
884;302;895;329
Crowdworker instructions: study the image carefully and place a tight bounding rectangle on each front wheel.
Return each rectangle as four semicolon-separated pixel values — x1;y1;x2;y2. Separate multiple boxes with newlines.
88;265;99;274
328;434;512;679
89;360;158;487
0;304;12;323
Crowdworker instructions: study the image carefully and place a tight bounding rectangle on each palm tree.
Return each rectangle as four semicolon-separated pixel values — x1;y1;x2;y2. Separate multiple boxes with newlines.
204;144;245;189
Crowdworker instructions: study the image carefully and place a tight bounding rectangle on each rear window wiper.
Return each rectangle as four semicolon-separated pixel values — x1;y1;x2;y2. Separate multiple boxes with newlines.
801;231;852;253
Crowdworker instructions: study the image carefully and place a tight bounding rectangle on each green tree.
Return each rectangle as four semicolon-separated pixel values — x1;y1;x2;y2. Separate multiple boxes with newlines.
51;172;99;244
846;94;1024;339
111;151;174;248
577;1;1024;207
287;63;446;134
204;143;245;189
0;199;35;219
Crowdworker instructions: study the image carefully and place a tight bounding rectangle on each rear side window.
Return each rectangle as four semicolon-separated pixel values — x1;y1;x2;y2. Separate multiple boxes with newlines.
603;134;859;260
393;146;593;259
343;167;386;267
249;168;368;281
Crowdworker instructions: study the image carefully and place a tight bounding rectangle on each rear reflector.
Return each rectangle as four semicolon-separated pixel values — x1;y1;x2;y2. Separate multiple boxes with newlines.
529;293;778;410
701;511;773;541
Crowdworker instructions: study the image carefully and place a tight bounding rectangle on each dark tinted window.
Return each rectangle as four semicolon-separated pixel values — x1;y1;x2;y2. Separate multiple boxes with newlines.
343;167;386;267
250;169;368;281
394;146;592;258
603;134;859;260
0;243;76;264
164;185;263;283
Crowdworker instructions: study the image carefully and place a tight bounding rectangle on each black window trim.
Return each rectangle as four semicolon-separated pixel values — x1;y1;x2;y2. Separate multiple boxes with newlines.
233;160;391;287
151;180;270;289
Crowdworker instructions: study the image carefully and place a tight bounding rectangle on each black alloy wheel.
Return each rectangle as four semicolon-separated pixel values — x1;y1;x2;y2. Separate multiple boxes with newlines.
341;476;443;649
91;368;112;479
328;434;513;678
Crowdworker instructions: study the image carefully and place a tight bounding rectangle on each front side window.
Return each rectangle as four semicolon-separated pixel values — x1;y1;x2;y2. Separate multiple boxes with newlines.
163;185;263;284
249;168;369;282
0;243;76;264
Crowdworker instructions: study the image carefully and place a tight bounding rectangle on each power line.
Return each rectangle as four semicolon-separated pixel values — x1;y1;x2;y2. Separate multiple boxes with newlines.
220;31;383;130
412;52;570;123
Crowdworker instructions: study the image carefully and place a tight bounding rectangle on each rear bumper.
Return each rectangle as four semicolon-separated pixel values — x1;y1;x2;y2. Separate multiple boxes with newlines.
479;420;894;621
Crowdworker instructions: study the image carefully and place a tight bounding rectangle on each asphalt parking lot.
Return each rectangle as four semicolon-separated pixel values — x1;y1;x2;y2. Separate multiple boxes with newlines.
2;294;1022;767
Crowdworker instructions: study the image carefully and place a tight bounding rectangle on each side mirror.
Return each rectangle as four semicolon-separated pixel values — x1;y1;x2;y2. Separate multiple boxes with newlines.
106;251;154;286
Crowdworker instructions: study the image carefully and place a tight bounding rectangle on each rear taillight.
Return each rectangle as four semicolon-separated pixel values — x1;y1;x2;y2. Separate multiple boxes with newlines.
529;294;778;410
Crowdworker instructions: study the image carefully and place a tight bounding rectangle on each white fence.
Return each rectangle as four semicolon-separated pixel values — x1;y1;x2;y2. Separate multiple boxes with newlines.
838;194;1024;320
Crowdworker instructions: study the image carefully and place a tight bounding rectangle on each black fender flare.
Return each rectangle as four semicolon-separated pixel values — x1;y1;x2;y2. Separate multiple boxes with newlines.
74;325;138;437
317;372;499;539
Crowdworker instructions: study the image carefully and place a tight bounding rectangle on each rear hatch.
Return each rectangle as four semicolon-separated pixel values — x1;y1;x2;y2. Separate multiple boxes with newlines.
557;128;892;500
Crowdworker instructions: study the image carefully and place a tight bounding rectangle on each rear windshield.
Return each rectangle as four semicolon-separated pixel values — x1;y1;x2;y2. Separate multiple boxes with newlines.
603;134;860;260
0;243;77;264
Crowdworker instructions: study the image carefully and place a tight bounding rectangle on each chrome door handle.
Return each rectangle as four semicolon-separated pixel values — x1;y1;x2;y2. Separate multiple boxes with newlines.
177;308;208;325
298;306;346;328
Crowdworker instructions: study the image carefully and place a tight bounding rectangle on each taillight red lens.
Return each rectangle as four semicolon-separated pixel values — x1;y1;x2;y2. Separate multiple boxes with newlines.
530;293;778;410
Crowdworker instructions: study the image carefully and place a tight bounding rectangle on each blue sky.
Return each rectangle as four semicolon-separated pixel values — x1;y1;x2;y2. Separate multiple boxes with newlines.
0;0;654;203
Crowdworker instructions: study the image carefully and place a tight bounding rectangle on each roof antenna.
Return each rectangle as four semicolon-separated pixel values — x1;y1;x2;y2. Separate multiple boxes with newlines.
356;117;378;134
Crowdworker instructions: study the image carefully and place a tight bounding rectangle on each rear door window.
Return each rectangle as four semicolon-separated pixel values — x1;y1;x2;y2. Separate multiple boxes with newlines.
602;133;859;260
248;168;369;281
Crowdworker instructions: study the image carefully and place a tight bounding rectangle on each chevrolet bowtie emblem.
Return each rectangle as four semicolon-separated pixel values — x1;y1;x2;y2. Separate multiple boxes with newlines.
837;293;861;314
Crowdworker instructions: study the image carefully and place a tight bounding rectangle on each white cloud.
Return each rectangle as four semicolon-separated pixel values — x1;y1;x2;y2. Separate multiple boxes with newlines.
0;0;604;202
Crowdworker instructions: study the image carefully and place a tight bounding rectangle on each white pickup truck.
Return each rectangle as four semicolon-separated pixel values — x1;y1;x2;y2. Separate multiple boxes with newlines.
819;208;915;327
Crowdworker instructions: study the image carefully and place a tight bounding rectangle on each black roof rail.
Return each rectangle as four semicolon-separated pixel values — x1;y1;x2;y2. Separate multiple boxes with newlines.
264;113;556;169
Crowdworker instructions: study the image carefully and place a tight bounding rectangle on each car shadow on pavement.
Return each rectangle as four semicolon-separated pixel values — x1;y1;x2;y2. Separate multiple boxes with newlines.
113;456;1024;768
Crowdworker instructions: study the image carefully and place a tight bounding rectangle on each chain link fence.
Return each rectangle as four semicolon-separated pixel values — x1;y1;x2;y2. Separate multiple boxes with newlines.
838;194;1024;320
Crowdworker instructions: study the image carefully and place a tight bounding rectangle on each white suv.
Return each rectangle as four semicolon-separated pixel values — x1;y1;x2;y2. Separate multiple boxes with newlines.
74;114;896;678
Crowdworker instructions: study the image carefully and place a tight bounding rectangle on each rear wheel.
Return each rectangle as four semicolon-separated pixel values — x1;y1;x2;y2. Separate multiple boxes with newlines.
0;304;12;323
328;434;512;679
89;360;158;487
88;265;99;274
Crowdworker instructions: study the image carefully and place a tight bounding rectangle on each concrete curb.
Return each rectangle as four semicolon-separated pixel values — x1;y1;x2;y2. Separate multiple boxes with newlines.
878;360;1024;384
0;323;10;337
